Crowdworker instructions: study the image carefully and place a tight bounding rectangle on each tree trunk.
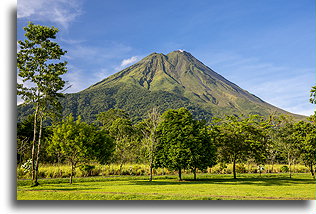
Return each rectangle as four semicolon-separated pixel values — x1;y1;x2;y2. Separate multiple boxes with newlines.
289;162;292;178
288;153;292;178
70;161;74;184
119;162;123;175
309;164;315;179
149;163;153;181
193;168;196;180
31;104;39;183
178;167;182;181
233;158;237;179
33;115;43;186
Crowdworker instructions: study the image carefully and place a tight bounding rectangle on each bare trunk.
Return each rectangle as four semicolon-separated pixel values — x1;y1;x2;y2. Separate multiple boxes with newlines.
149;163;153;181
288;153;292;178
149;145;153;181
33;115;43;186
31;104;39;182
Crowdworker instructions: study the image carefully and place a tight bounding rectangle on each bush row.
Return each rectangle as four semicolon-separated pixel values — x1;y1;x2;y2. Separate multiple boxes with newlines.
16;163;310;179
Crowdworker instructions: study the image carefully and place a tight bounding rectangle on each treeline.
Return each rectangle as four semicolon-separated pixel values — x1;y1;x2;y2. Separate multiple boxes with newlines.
17;107;316;183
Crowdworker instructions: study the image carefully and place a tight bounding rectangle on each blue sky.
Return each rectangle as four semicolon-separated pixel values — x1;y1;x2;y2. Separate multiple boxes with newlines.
17;0;315;116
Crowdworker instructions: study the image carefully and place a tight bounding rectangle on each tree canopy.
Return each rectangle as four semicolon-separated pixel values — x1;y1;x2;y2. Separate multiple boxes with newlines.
155;108;216;180
48;115;114;183
17;22;68;186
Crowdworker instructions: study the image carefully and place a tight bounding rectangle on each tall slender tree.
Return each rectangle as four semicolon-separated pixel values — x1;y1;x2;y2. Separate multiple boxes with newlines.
276;115;300;178
137;107;160;181
17;23;67;186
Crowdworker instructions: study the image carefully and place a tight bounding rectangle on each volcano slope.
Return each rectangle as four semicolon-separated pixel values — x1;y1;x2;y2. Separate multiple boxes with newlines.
18;50;305;122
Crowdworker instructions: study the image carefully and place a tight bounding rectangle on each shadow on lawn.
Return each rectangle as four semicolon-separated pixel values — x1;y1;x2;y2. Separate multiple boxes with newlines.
132;176;315;186
23;186;100;192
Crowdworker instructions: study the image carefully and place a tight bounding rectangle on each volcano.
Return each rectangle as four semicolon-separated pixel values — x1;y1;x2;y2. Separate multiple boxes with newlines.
18;50;304;122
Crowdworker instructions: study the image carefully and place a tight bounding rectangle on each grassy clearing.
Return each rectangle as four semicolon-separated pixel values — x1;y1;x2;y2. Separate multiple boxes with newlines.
17;173;315;200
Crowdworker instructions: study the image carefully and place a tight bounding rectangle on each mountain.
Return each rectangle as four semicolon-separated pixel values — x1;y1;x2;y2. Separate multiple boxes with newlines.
18;50;305;123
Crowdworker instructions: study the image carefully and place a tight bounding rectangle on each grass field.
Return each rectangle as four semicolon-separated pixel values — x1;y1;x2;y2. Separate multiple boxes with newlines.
17;173;315;200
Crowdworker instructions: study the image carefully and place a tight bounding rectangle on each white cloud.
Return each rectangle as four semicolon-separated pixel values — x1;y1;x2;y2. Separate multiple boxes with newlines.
120;56;139;68
17;0;83;29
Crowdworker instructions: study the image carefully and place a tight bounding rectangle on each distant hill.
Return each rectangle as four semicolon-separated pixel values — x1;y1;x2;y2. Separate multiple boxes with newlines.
18;50;305;123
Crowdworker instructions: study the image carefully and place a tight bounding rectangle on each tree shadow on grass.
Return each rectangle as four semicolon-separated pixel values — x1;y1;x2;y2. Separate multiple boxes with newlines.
131;176;315;187
22;187;100;192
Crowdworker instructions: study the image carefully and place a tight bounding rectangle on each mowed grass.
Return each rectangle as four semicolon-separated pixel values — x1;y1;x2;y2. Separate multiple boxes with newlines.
17;173;315;200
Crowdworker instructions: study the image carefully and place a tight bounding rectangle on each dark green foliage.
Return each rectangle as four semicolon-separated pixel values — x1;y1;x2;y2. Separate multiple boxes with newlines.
280;166;289;173
48;115;114;183
290;118;315;178
214;115;269;179
17;116;34;164
51;83;212;124
97;109;129;127
276;116;301;178
154;108;216;180
96;110;140;172
17;115;53;165
310;85;316;104
79;165;96;177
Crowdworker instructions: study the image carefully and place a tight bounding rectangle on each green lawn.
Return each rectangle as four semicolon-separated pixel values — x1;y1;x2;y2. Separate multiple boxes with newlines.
17;173;315;200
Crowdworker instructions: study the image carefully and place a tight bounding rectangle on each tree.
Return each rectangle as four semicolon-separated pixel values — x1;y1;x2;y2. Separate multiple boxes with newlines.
136;107;161;181
97;109;129;127
264;114;285;173
276;116;300;178
17;115;52;165
17;23;67;186
310;86;316;105
48;115;114;184
310;85;316;123
292;118;316;178
215;115;268;179
247;116;270;170
97;109;139;174
155;108;215;180
109;118;137;174
187;120;216;180
17;116;34;164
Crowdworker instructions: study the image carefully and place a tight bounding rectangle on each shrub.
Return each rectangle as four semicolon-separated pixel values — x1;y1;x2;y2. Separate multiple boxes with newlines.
280;166;289;173
236;164;247;173
79;165;96;177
